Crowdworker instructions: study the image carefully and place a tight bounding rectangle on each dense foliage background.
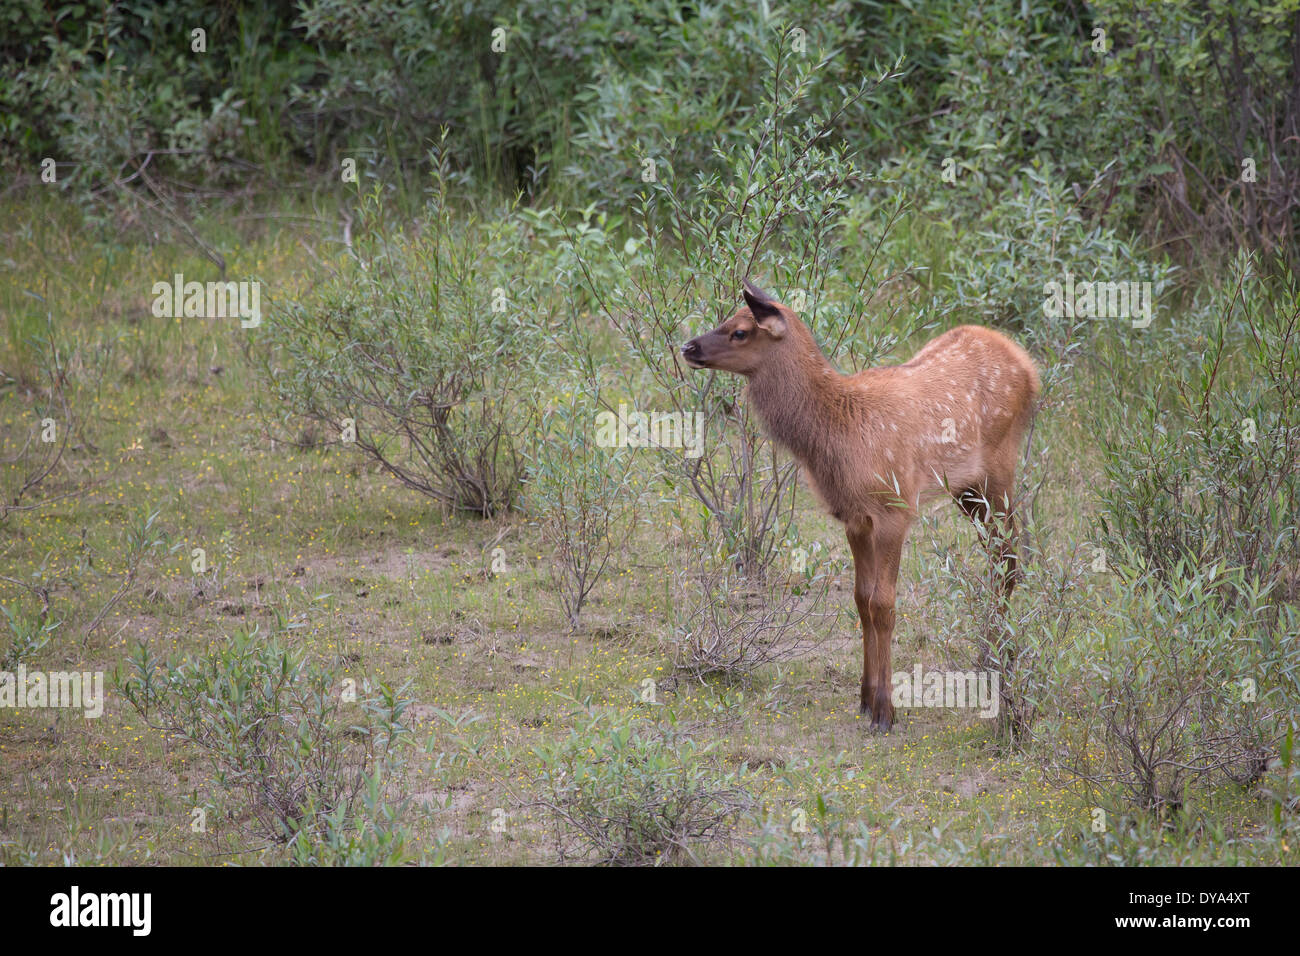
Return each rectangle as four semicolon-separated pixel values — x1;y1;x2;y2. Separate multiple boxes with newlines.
1;1;1298;865
4;0;1297;256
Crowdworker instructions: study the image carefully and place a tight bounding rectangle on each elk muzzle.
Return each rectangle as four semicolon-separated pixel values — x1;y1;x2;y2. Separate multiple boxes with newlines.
680;338;708;368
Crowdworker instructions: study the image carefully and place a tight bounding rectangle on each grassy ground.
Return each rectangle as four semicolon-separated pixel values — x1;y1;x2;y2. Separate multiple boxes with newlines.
1;194;1294;865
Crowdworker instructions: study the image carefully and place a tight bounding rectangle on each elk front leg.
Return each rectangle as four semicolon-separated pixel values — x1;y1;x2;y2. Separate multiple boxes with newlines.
848;518;905;733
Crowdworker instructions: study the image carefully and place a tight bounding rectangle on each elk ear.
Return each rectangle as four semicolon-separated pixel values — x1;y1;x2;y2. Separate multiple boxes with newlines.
741;279;786;339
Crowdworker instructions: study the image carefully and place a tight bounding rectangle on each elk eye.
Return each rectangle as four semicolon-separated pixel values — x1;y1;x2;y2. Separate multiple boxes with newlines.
731;329;748;341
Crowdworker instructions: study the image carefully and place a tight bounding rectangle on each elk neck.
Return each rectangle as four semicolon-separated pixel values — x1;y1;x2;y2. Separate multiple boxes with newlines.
745;325;861;482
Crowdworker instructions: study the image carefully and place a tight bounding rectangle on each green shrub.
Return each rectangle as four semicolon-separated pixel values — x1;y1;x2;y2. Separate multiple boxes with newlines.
118;626;416;851
258;152;544;517
1096;255;1300;616
0;362;73;529
1;2;310;194
669;544;840;682
532;698;750;865
1085;0;1300;258
1047;551;1297;819
0;603;59;671
527;386;637;632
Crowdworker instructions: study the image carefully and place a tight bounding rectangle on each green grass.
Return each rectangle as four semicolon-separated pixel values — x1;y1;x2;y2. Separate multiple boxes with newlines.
0;193;1295;866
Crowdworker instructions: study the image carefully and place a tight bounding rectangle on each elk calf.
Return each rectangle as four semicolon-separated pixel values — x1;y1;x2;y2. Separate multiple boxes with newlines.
681;281;1040;732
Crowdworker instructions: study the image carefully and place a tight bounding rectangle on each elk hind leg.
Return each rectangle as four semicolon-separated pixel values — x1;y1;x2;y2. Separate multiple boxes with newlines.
955;477;1021;600
956;474;1021;673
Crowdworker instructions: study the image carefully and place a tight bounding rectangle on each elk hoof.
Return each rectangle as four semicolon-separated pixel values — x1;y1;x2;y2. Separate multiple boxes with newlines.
870;694;895;734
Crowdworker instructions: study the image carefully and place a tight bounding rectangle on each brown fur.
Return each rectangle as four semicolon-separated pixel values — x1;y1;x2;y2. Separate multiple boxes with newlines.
681;280;1040;732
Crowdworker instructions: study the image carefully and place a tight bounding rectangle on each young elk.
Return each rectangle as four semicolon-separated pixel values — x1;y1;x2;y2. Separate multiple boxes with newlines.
681;280;1040;732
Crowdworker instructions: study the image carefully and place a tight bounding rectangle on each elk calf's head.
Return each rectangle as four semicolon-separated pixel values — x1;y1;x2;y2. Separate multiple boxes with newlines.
680;280;789;376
